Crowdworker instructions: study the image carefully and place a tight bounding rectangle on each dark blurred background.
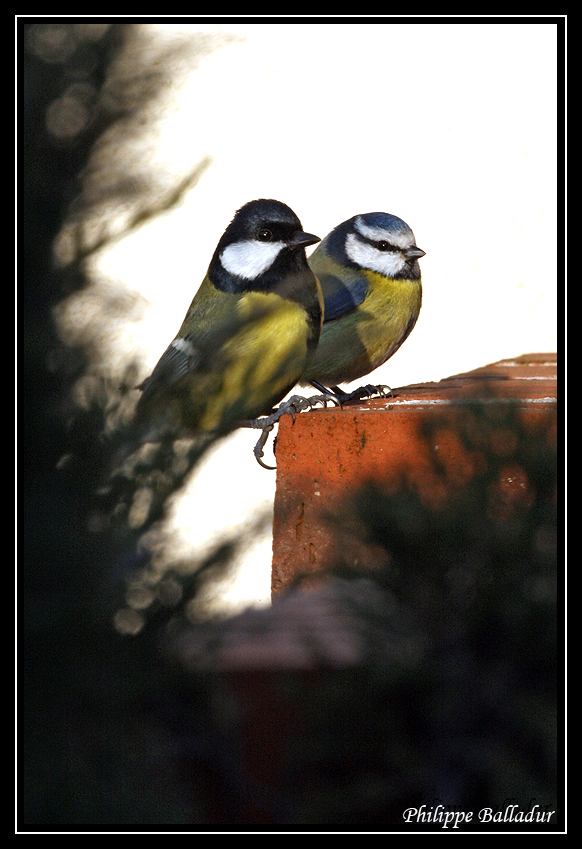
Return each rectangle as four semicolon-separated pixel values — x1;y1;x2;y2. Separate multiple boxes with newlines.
21;21;214;826
19;21;559;830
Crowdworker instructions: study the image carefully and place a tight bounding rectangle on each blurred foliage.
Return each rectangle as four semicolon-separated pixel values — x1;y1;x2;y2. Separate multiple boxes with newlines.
20;21;224;827
164;402;558;827
19;20;559;830
287;404;558;824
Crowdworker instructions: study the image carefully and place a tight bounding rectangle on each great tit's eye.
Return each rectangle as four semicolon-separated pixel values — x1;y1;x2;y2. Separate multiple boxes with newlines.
376;240;396;252
257;228;273;242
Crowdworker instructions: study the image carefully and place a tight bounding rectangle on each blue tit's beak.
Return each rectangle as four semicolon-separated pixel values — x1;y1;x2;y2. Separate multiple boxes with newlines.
292;231;321;248
405;246;426;259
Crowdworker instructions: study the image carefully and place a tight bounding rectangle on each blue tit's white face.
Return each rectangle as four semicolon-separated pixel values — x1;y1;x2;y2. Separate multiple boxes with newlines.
345;215;419;278
219;237;286;280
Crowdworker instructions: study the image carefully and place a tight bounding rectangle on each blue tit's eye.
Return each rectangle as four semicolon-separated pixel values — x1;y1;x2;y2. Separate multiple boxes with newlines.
376;240;396;252
257;228;273;242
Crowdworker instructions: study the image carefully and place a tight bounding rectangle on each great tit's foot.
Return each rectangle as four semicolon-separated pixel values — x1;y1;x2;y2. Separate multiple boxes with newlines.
243;393;337;469
274;392;340;420
244;393;337;430
252;423;276;470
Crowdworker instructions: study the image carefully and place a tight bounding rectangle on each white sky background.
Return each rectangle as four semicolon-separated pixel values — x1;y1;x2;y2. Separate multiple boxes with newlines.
56;21;559;616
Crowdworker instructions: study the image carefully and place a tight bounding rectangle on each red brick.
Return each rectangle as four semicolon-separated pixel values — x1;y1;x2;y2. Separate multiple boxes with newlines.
272;353;557;593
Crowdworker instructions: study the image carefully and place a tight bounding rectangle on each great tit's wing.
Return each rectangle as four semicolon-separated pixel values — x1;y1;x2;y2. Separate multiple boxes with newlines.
138;301;274;404
139;336;200;403
318;273;368;323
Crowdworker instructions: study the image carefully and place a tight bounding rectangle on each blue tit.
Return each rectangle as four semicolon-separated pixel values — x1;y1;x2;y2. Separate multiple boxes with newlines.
301;212;425;400
135;199;322;442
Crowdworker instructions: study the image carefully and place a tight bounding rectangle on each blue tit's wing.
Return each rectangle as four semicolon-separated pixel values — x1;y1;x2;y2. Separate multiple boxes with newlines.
318;273;369;323
139;336;200;403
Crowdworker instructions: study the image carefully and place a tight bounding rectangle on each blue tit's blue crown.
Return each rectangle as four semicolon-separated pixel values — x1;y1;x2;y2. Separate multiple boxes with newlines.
357;212;410;232
325;213;412;260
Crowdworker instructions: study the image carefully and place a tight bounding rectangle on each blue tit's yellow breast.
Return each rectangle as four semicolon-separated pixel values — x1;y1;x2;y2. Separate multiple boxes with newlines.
357;269;422;364
302;268;421;386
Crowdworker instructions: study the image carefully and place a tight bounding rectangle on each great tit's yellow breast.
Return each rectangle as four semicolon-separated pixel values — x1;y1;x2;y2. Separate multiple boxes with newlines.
197;290;312;431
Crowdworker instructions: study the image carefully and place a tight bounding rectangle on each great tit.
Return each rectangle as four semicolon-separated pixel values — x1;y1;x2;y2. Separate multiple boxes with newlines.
301;212;425;400
135;199;322;443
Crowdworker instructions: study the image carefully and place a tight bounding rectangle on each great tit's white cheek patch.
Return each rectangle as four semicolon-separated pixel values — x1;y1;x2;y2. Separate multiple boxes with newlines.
345;233;406;278
220;240;285;280
353;216;415;251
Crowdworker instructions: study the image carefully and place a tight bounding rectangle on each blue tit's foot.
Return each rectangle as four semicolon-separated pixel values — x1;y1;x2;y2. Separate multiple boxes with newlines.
335;383;393;405
243;393;339;469
311;380;392;407
309;381;392;406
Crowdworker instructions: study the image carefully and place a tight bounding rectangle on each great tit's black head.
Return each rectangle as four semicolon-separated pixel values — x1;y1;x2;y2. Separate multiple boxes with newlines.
324;211;425;281
209;199;320;293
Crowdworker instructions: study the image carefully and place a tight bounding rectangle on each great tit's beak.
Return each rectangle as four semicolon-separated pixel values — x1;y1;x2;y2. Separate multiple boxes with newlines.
405;246;426;259
292;231;321;248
